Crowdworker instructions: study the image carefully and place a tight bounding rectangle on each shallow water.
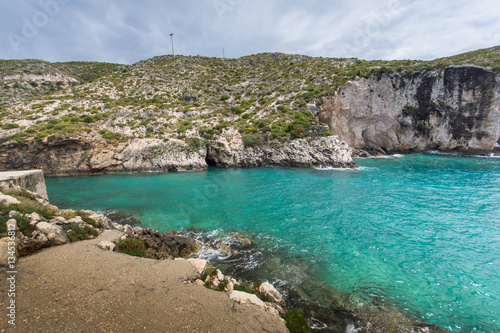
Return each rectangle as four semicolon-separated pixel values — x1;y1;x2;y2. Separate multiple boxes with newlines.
46;154;500;332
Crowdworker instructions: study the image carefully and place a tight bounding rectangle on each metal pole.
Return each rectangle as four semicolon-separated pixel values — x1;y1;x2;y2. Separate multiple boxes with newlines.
170;33;175;56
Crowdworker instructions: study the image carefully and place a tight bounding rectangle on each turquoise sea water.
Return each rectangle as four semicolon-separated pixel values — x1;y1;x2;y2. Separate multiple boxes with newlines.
46;154;500;332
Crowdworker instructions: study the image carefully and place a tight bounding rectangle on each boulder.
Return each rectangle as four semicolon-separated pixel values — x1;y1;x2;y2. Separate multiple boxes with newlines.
259;282;285;306
26;212;46;225
0;193;20;206
68;216;85;226
216;269;224;282
211;277;220;289
230;290;265;308
50;216;69;225
97;241;116;252
86;211;116;230
8;210;21;218
187;258;207;275
225;281;234;293
36;222;69;245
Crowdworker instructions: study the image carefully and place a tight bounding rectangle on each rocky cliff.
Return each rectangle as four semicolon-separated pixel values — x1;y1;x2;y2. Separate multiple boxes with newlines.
1;46;499;174
317;65;500;154
0;130;353;176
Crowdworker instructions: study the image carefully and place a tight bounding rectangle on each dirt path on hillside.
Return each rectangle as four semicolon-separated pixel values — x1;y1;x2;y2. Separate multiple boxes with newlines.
0;230;287;332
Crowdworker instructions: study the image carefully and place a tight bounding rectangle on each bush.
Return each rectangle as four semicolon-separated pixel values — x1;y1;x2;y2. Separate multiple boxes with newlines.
242;134;264;147
281;309;309;333
220;94;230;101
2;123;19;130
117;238;146;257
99;129;121;141
64;224;98;242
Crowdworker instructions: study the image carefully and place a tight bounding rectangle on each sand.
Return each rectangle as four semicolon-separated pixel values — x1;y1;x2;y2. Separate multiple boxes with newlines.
0;230;287;332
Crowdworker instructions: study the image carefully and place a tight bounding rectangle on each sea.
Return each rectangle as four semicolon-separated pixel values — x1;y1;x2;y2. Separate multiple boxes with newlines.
45;153;500;332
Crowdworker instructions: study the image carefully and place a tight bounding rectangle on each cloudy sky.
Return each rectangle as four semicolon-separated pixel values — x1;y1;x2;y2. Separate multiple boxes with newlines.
1;0;499;64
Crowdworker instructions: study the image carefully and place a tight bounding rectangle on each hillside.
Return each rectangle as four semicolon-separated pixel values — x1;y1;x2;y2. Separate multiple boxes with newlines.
0;46;499;174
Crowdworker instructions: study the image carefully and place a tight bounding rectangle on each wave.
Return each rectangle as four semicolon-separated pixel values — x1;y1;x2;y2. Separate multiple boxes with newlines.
426;150;499;158
313;166;376;171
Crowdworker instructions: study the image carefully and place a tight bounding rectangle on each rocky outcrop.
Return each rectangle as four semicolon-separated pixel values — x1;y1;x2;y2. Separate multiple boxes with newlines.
0;132;354;175
207;132;354;168
0;138;207;175
317;66;500;154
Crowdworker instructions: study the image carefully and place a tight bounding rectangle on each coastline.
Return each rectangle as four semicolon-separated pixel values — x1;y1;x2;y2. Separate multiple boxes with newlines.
0;180;290;332
1;169;455;332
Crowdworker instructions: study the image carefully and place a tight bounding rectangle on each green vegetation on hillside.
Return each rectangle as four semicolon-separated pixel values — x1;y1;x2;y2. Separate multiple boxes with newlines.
1;45;498;148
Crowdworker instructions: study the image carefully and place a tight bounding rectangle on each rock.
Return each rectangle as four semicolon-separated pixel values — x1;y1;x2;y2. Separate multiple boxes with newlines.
97;241;116;252
207;135;354;168
187;258;207;275
211;277;220;289
216;269;224;282
35;222;69;245
227;233;254;250
225;281;234;293
26;212;46;225
50;216;69;225
230;291;265;308
18;232;48;256
195;279;205;286
86;211;116;230
259;282;285;306
0;193;20;206
68;216;85;226
8;210;21;218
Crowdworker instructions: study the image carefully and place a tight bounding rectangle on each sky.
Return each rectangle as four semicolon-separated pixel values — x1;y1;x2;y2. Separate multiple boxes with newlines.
1;0;499;64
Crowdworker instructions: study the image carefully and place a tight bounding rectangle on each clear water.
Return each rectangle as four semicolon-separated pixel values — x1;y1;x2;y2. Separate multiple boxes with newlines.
45;154;500;332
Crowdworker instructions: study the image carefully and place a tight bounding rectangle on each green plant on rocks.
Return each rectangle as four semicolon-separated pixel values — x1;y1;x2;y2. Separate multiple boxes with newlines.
64;224;98;242
117;238;147;257
281;309;310;333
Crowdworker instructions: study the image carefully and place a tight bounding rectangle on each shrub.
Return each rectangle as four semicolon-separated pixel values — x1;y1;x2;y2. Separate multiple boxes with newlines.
242;134;264;147
220;94;230;101
99;129;121;141
117;238;146;257
64;224;98;242
2;123;19;130
289;124;304;138
281;309;309;333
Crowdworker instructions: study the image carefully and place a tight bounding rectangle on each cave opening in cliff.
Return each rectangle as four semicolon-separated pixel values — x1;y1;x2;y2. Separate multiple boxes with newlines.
205;151;217;167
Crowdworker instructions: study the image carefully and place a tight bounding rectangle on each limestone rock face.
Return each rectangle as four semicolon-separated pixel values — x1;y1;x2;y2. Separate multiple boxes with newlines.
207;136;354;168
318;66;500;154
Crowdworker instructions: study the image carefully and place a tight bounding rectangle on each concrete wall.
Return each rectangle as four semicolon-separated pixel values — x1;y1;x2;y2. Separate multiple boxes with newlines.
0;170;48;200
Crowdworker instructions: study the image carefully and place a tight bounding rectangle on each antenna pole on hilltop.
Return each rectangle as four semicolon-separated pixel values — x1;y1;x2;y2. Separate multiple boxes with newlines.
170;33;175;56
223;48;225;59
